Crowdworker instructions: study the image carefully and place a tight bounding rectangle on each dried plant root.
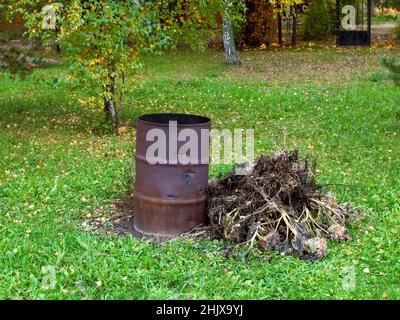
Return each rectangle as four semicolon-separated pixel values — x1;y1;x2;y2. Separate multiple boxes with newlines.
206;151;363;260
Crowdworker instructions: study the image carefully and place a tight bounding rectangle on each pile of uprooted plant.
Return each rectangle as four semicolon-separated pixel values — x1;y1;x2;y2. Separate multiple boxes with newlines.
204;150;362;260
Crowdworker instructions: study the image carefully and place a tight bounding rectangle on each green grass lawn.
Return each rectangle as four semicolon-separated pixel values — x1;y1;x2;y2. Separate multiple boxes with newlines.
372;14;399;25
0;47;399;299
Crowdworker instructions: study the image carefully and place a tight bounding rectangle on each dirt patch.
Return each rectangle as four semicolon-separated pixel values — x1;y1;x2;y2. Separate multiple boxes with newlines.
87;197;176;243
372;23;399;46
225;46;396;85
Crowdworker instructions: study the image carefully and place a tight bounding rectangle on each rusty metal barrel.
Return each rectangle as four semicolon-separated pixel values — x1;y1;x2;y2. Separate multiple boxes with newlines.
134;113;211;237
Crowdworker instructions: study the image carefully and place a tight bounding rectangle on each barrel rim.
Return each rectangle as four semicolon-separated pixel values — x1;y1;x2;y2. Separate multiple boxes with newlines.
137;113;211;127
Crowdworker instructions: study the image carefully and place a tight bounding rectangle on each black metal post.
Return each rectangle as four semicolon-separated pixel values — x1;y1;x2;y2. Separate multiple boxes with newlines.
336;0;340;46
278;13;283;46
367;0;372;45
292;14;297;46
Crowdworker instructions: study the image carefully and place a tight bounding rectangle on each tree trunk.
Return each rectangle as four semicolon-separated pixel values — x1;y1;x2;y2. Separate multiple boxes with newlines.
291;14;297;46
104;70;118;129
222;17;240;65
278;13;283;46
55;26;61;54
104;98;117;128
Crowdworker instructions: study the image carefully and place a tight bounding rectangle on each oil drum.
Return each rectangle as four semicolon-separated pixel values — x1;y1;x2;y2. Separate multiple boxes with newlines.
134;113;211;237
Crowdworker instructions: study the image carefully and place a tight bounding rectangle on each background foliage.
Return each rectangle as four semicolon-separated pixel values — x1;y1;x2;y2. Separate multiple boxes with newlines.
2;0;244;128
302;0;335;40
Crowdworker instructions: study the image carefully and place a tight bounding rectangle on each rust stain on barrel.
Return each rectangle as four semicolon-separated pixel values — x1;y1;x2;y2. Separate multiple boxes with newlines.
134;113;211;237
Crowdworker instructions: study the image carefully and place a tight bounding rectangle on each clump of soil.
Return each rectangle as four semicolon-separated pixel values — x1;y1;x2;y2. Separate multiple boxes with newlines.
205;150;362;260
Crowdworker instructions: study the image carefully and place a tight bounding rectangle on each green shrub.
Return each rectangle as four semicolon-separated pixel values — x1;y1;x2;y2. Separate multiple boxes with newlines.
369;71;389;83
382;57;400;85
302;0;336;40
